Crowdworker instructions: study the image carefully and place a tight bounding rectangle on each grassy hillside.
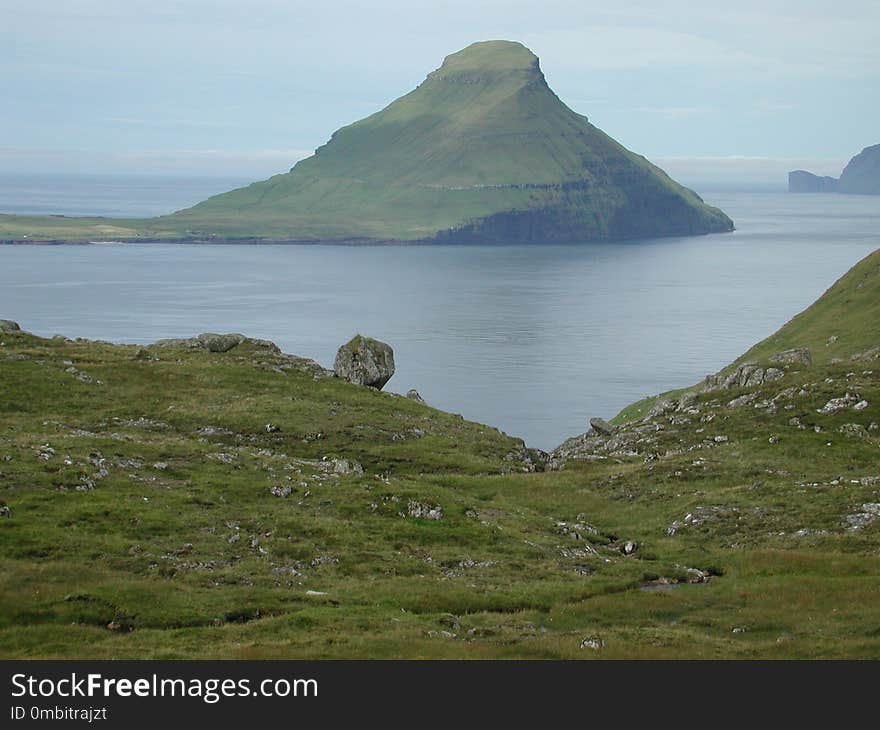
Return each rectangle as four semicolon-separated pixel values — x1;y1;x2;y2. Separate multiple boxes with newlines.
615;248;880;423
2;247;879;658
738;248;880;364
2;41;732;244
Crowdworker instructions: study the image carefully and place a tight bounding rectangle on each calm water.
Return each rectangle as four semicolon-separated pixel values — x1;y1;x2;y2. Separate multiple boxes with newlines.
1;188;878;449
0;174;252;218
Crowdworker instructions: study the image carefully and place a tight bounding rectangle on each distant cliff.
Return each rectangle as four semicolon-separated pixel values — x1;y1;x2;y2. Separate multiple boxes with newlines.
789;144;880;195
838;144;880;195
788;170;838;193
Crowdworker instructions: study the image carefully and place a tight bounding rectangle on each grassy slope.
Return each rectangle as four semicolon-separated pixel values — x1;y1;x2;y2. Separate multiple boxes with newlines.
1;247;879;657
615;248;880;423
1;41;732;243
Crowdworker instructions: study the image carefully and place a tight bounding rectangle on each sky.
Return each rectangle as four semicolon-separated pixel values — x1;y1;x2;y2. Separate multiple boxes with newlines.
2;0;878;187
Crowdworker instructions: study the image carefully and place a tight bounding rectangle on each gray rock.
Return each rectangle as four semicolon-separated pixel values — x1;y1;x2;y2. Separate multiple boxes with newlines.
406;389;426;404
676;392;699;411
764;367;785;382
817;394;859;415
851;346;880;362
703;360;792;392
333;334;395;389
331;458;363;476
153;333;280;353
0;320;21;333
645;399;675;419
838;423;869;439
769;348;812;367
589;417;615;436
407;499;443;521
580;636;605;650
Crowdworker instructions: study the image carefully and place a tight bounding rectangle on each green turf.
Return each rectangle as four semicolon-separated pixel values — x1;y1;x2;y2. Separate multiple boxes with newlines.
1;248;879;658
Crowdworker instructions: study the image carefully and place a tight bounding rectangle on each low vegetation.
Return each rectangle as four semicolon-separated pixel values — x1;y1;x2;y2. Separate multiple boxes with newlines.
1;251;878;659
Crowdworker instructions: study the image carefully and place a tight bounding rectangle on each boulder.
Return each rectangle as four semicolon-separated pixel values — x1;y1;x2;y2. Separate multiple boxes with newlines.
333;335;395;389
589;417;615;436
406;389;426;404
769;348;812;367
0;320;21;333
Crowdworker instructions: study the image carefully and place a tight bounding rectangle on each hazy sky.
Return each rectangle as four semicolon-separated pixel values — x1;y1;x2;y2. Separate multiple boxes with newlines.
3;1;878;184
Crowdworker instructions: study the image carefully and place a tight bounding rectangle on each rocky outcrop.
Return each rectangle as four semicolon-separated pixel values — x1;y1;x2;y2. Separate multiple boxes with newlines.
788;170;838;193
153;333;280;353
333;335;395;389
769;348;812;367
702;363;786;391
0;320;21;333
701;349;811;392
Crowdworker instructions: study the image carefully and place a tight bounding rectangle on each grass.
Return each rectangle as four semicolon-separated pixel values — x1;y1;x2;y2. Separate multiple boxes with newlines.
1;243;879;658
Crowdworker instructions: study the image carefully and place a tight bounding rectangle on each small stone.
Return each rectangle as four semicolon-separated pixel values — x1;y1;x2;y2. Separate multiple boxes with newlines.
854;400;869;411
331;458;363;476
580;636;605;650
407;499;443;521
406;389;426;404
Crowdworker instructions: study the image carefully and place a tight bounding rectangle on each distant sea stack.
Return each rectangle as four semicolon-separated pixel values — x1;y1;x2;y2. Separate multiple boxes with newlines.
167;40;733;243
789;143;880;195
788;170;838;193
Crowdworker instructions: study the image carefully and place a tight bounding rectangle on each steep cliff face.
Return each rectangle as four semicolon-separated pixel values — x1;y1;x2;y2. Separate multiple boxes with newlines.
789;144;880;196
789;170;838;193
167;40;733;243
838;144;880;195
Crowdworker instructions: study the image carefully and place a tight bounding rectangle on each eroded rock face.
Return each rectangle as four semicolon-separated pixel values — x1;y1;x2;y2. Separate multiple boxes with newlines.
703;363;778;391
0;320;21;333
333;335;395;389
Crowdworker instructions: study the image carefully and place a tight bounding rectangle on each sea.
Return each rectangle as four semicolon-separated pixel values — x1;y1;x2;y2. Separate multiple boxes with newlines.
1;174;878;450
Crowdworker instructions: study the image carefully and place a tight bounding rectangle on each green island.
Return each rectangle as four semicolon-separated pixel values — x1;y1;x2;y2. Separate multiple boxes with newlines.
1;248;878;659
0;41;732;245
